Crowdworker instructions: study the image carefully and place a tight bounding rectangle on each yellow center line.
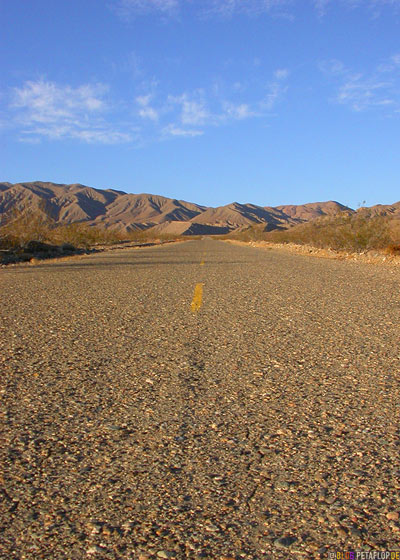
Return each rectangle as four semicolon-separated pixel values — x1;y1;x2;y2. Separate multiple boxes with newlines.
191;283;204;312
200;251;206;266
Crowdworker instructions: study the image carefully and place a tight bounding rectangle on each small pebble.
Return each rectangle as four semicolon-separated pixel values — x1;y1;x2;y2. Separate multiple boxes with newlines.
157;551;174;559
86;546;105;555
274;536;297;548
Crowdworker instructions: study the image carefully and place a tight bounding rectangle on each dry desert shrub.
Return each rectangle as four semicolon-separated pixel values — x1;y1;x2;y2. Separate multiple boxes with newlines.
0;208;54;249
386;244;400;255
227;213;400;253
268;214;394;251
0;207;179;255
0;208;126;250
51;222;128;248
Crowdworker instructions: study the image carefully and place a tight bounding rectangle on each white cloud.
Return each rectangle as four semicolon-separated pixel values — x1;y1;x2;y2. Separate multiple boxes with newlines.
136;94;159;120
313;0;330;16
181;99;209;125
314;0;400;17
168;94;210;125
222;102;257;119
337;76;395;111
115;0;400;19
377;53;400;72
136;94;151;106
10;80;133;144
116;0;179;18
321;55;400;113
274;68;289;80
19;124;134;145
204;0;292;17
8;69;290;145
162;124;204;137
319;58;346;75
115;0;293;19
233;81;245;92
260;69;289;110
139;107;159;120
143;67;289;138
261;83;282;110
13;81;108;118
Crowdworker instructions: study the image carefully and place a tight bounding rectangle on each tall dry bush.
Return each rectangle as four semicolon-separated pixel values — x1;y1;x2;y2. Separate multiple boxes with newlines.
0;207;129;250
0;208;54;249
52;223;128;248
226;212;399;253
0;206;181;252
266;214;395;252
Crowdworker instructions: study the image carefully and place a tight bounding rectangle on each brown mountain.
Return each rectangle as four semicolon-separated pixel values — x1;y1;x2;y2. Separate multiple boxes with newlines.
356;202;400;218
0;181;355;234
276;201;353;221
0;182;205;232
189;202;299;229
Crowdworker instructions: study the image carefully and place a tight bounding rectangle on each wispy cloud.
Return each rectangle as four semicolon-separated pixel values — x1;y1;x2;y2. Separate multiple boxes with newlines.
222;102;257;120
162;124;204;137
11;80;133;144
8;69;289;144
274;68;289;80
168;93;210;126
337;76;394;111
136;94;159;121
203;0;293;18
116;0;179;19
261;68;289;110
160;68;288;136
12;80;108;121
314;0;400;17
377;53;400;73
319;58;346;76
115;0;400;19
321;55;400;113
115;0;293;19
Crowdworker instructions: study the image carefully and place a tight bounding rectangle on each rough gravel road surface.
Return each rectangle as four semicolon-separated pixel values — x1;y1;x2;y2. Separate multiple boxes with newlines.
1;239;400;560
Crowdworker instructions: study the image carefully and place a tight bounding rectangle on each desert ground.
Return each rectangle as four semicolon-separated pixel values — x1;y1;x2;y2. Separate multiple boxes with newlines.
1;239;399;559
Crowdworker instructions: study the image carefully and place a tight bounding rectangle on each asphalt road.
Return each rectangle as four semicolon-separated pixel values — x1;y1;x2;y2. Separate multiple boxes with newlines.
1;239;400;560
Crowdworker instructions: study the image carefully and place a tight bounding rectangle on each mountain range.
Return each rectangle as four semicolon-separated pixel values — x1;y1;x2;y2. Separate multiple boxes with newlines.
1;181;399;235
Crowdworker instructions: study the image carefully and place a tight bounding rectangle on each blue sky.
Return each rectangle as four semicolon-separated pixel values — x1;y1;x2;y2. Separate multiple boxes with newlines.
1;0;400;208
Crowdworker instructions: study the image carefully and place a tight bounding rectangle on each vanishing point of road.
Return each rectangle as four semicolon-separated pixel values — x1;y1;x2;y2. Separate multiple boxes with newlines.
1;239;400;559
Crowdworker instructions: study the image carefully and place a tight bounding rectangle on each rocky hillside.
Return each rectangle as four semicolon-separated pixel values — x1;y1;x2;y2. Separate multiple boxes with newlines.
0;181;355;234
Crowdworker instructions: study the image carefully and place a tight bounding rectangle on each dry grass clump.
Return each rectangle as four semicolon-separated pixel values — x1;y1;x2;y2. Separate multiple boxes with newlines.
386;244;400;255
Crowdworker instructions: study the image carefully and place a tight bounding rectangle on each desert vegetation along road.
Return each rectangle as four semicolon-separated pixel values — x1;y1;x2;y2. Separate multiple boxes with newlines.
1;239;400;559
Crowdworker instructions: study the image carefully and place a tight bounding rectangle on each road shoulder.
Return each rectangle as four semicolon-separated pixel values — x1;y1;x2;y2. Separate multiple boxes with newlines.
223;239;400;266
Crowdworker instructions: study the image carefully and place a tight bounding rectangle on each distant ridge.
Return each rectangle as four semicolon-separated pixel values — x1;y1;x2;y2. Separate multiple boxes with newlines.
0;181;361;235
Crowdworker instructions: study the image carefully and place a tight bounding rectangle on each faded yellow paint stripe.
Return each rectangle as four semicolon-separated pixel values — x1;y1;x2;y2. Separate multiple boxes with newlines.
191;283;204;312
